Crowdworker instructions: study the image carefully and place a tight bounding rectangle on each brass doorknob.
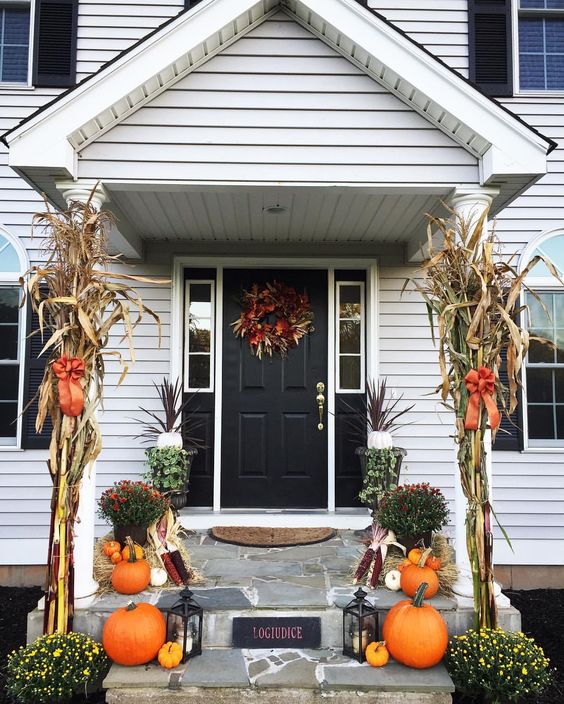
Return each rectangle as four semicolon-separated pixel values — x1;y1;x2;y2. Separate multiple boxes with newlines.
316;382;325;430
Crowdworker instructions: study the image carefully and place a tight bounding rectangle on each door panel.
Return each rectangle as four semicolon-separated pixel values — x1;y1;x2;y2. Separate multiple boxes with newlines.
221;268;328;509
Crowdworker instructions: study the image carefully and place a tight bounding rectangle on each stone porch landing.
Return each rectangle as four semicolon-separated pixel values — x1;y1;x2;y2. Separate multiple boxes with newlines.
94;530;521;702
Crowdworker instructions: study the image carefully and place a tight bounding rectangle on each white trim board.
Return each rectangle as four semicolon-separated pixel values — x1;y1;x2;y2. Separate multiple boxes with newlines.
171;255;378;513
178;510;372;531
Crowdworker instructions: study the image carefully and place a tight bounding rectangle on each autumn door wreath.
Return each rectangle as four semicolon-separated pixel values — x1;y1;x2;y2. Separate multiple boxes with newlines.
231;281;314;359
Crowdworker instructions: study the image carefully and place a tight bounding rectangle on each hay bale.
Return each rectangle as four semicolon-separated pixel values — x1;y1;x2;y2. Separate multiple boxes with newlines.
93;532;203;594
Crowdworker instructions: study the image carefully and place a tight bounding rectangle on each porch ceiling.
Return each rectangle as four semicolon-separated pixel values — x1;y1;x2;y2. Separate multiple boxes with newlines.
105;185;447;245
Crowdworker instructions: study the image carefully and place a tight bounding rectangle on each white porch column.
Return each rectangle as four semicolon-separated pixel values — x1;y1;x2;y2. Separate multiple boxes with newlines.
448;187;507;603
58;180;106;604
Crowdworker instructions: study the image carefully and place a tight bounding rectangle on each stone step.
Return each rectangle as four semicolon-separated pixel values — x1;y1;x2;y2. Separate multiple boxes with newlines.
104;648;454;704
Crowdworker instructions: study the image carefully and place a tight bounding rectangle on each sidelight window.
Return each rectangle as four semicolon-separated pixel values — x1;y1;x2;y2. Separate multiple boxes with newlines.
184;280;214;392
336;282;365;393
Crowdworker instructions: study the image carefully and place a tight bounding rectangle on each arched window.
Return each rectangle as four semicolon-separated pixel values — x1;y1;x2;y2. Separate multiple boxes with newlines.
522;230;564;449
0;229;26;447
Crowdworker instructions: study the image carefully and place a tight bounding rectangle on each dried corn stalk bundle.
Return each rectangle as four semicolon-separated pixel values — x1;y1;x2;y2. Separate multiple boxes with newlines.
407;209;562;627
23;191;165;634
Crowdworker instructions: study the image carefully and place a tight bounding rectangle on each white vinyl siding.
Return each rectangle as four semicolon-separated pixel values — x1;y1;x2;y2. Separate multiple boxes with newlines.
77;13;479;186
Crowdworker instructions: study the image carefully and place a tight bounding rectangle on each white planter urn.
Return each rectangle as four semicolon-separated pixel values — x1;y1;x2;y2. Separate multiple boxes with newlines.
157;431;183;449
367;430;393;450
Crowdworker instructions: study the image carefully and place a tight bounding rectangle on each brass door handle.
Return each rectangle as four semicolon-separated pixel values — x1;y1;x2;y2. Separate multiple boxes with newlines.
316;382;325;430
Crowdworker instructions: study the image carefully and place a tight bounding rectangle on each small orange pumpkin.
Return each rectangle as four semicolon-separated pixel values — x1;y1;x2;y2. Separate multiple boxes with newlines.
158;642;183;669
398;558;412;573
111;537;151;594
121;542;144;561
425;555;442;571
383;582;448;669
407;548;422;564
103;601;166;666
400;563;439;598
365;641;389;668
110;551;122;564
103;540;121;557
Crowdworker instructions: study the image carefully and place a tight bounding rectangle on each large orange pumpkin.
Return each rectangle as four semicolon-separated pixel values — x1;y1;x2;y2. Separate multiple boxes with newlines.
111;537;151;594
382;582;448;669
103;601;166;666
400;562;439;598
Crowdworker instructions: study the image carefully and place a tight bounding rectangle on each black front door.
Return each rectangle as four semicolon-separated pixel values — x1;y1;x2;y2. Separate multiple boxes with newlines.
221;269;328;509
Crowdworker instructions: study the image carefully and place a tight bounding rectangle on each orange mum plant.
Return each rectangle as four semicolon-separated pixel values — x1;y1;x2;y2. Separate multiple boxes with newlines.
22;190;165;634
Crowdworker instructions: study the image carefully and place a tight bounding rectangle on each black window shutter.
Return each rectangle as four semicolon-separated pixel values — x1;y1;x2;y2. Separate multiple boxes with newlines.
493;348;523;452
468;0;513;97
21;301;52;450
33;0;78;87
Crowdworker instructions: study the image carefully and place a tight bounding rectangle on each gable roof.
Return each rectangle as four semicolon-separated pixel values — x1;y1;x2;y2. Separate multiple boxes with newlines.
3;0;554;211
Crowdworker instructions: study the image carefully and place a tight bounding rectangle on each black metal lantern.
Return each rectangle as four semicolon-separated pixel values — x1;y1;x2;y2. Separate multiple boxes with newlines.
342;587;378;663
165;588;203;662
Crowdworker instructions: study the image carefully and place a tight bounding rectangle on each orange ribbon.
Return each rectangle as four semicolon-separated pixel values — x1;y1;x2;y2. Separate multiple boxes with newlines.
464;366;500;431
52;356;85;417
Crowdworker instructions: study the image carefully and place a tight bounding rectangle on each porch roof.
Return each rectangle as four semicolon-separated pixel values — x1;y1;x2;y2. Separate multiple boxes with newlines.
2;0;554;255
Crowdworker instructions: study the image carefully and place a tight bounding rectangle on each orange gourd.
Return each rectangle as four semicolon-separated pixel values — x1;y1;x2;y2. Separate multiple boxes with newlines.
398;558;412;573
383;582;448;669
111;537;151;594
110;551;122;564
425;555;442;571
103;540;121;557
121;542;144;561
407;548;422;564
400;563;439;598
158;642;183;669
103;601;166;666
365;641;389;668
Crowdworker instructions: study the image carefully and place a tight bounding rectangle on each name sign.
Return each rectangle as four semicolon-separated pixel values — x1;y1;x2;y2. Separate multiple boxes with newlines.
232;617;321;649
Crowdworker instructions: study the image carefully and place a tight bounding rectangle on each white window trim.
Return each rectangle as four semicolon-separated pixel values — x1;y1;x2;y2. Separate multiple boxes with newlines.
183;279;215;394
512;0;564;97
520;228;564;452
335;280;366;394
0;226;27;450
0;0;35;89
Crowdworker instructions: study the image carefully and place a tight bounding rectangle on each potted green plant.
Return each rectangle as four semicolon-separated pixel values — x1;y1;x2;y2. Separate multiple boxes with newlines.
134;378;202;508
144;446;196;510
97;480;170;545
377;483;449;552
349;378;413;513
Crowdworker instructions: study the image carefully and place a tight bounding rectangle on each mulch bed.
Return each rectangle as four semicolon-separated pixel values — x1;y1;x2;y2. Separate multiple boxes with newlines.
0;586;562;703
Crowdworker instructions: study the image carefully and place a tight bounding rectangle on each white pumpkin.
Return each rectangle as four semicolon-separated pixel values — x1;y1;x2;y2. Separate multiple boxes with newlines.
367;430;393;450
150;567;168;587
384;569;402;591
157;431;183;449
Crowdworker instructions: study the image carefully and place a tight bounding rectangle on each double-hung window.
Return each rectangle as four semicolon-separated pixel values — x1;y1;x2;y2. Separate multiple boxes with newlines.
0;3;30;84
518;0;564;91
524;232;564;448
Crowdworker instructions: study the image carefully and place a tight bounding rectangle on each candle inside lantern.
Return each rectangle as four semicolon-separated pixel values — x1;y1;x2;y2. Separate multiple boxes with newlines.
351;628;369;656
174;627;193;655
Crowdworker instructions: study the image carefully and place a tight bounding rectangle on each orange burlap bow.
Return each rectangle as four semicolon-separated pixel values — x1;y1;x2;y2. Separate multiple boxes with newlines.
464;366;501;431
52;356;85;417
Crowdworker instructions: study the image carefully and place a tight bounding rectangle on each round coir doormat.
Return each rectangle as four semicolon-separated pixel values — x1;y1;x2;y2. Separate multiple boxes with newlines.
210;526;336;548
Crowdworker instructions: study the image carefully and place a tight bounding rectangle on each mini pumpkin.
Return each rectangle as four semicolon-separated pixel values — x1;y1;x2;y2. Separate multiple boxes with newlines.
365;641;389;668
383;582;448;669
111;537;151;595
400;563;439;599
158;642;183;669
103;540;121;557
103;601;166;666
150;567;168;588
384;569;402;591
408;548;422;564
110;551;122;565
425;555;442;571
121;542;144;561
398;558;412;573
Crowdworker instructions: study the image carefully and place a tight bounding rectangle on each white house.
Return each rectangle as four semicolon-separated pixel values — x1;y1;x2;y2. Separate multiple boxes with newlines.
0;0;562;591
